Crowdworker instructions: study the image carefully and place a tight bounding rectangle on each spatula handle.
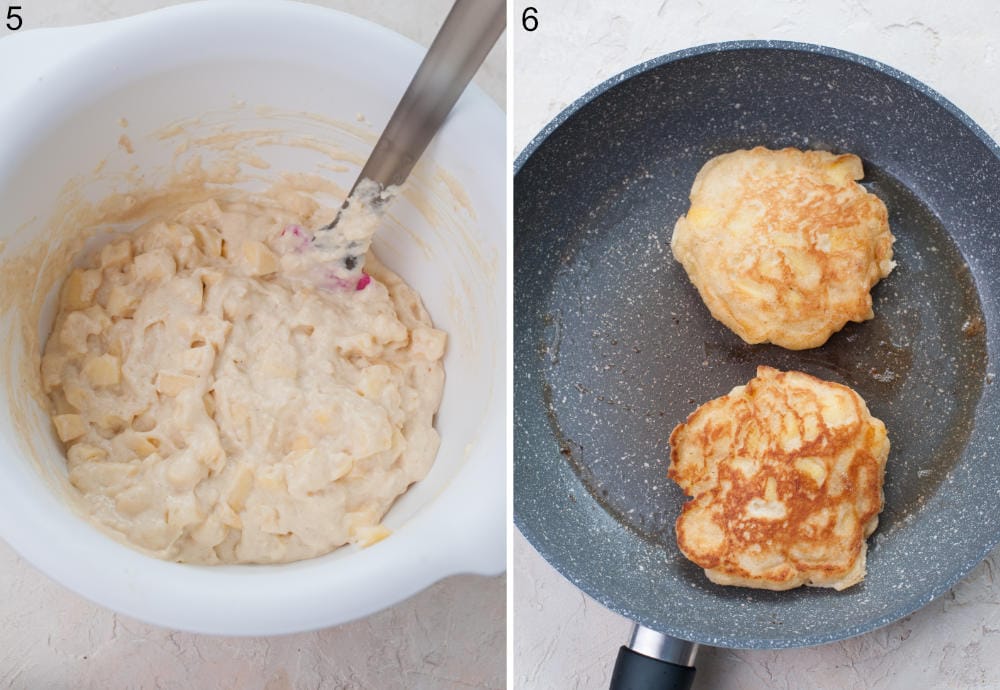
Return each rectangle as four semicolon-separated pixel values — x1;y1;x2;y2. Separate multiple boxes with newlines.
351;0;506;194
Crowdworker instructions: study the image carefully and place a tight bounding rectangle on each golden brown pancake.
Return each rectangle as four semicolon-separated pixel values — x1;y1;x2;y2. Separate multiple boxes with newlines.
668;366;889;591
671;147;895;350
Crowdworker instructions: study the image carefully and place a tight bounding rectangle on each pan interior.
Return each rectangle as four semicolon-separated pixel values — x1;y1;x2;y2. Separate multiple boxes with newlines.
540;161;985;548
514;44;1000;648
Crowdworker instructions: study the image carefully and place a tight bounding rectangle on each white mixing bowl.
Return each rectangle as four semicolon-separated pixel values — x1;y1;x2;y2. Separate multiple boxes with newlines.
0;0;505;635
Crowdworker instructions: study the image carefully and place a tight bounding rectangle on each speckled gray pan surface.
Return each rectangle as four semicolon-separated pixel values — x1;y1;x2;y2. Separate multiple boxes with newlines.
514;41;1000;649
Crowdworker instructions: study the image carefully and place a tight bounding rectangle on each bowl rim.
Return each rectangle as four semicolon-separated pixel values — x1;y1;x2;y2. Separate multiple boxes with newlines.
0;0;506;635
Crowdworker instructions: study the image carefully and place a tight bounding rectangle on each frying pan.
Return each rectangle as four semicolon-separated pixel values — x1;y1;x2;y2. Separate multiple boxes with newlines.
514;41;1000;687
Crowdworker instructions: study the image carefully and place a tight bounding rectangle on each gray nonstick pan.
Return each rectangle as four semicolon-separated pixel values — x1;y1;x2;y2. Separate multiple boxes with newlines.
514;41;1000;688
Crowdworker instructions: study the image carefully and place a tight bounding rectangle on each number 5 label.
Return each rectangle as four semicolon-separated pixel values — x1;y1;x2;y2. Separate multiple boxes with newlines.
6;5;22;31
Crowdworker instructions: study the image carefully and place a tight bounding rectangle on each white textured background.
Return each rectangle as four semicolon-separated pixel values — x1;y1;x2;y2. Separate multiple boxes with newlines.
513;1;1000;689
0;2;505;689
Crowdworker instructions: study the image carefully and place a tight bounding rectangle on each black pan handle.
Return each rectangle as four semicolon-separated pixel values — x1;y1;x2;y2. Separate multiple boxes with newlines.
608;625;698;690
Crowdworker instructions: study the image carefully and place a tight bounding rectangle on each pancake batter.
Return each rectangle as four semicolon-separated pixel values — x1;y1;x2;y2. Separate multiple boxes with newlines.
40;195;446;564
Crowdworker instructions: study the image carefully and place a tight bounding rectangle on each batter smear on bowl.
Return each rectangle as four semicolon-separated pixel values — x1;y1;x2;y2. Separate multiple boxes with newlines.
40;195;446;564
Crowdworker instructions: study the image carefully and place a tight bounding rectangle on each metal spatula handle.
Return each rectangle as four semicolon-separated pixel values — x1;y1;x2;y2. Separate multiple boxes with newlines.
350;0;505;195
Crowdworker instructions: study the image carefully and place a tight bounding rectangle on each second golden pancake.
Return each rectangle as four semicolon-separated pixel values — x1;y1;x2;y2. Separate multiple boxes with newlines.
671;147;895;350
668;366;889;591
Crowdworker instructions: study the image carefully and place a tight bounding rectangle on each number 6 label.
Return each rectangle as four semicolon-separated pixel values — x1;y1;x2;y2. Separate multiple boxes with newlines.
522;7;537;32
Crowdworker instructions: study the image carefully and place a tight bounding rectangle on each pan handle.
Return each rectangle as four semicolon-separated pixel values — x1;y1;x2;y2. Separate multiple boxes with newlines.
608;625;698;690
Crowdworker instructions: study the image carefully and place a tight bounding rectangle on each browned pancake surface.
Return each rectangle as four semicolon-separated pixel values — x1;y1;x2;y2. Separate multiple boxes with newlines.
669;366;889;590
671;147;895;350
